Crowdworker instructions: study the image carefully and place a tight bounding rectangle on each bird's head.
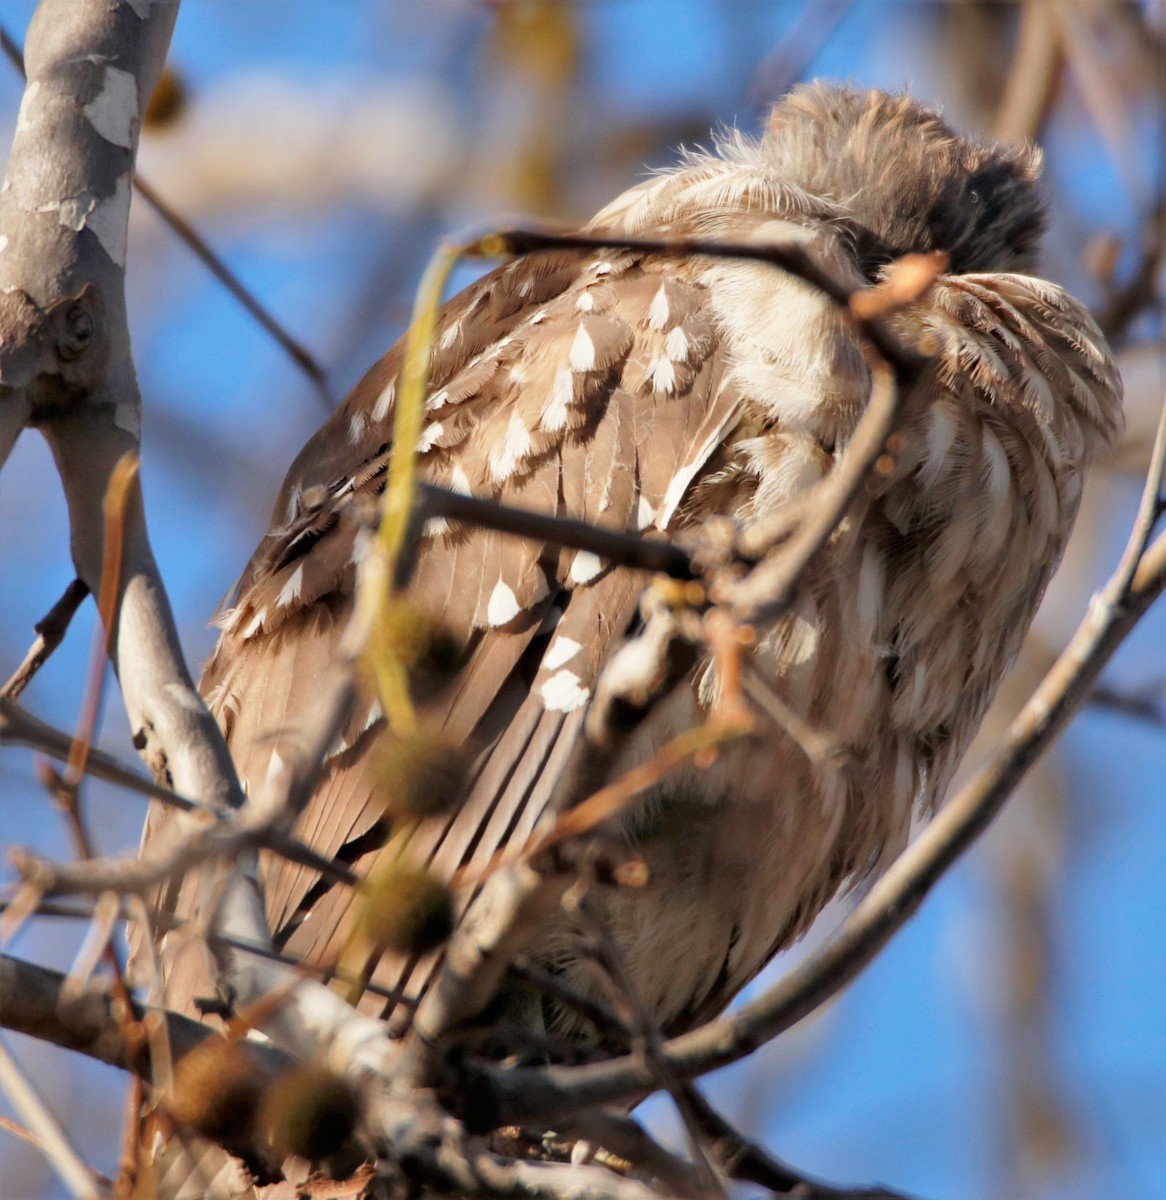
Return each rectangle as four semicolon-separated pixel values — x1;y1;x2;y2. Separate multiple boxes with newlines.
763;83;1046;277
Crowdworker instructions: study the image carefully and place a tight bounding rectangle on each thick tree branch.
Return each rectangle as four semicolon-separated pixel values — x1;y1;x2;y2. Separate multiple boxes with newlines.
0;952;284;1078
0;0;247;840
0;0;376;1077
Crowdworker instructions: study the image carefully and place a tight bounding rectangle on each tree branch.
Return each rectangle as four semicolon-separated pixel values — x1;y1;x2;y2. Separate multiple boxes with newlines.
0;18;335;410
0;578;88;701
0;1037;102;1200
0;952;284;1078
679;1085;920;1200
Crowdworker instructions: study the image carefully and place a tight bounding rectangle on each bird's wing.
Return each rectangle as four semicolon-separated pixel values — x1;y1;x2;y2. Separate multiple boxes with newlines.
156;239;758;1020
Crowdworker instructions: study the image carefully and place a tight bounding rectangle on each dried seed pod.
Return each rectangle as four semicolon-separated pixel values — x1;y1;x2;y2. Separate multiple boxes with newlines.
168;1038;262;1142
259;1065;360;1163
370;728;471;821
359;861;454;957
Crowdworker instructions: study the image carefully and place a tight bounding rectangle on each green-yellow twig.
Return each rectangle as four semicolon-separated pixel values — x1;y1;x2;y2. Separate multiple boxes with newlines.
351;240;466;736
338;240;470;1003
380;241;464;572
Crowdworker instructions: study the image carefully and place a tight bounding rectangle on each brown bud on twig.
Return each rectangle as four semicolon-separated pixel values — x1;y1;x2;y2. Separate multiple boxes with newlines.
367;603;462;700
259;1065;361;1163
370;729;471;821
143;65;187;129
168;1038;264;1142
359;862;454;957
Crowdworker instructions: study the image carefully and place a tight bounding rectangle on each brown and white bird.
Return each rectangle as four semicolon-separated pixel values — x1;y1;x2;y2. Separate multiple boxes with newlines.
146;84;1122;1059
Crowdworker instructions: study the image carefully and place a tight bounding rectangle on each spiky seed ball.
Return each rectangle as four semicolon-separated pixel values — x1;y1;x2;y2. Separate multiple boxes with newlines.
370;729;471;821
359;861;454;957
259;1065;360;1163
168;1038;262;1142
366;603;462;700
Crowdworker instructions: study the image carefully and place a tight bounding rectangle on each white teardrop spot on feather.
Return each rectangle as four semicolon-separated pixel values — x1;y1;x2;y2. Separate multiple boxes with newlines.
540;368;574;432
649;356;676;393
350;529;374;565
490;414;533;481
372;381;396;423
664;325;689;362
541;669;590;712
449;464;473;496
264;747;288;790
569;322;596;373
276;563;304;607
569;550;604;585
544;636;582;670
283;484;302;523
648;283;670;330
418;422;444;453
634;494;657;531
575;291;595;312
240;608;267;640
487;579;522;626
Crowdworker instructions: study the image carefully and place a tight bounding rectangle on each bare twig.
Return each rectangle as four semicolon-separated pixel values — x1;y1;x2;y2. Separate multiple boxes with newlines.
477;226;931;371
132;176;335;408
401;861;573;1088
415;483;694;578
50;454;139;865
0;952;666;1200
1052;4;1142;202
0;698;357;889
0;578;89;701
726;357;912;619
746;0;857;110
0;949;290;1096
741;663;848;768
0;1037;102;1200
571;897;725;1198
377;1091;667;1200
680;1084;920;1200
0;1112;114;1192
0;896;418;1011
453;717;750;892
509;955;632;1046
556;1107;708;1198
1089;679;1166;727
0;3;267;1012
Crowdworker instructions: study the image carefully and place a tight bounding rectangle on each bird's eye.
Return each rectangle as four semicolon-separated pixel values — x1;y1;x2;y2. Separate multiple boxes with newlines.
968;187;982;206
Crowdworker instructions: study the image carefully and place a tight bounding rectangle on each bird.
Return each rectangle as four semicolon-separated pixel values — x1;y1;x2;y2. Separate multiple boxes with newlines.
144;82;1122;1072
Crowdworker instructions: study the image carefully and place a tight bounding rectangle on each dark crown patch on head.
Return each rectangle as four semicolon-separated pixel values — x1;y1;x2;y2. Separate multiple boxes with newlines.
763;83;1046;277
